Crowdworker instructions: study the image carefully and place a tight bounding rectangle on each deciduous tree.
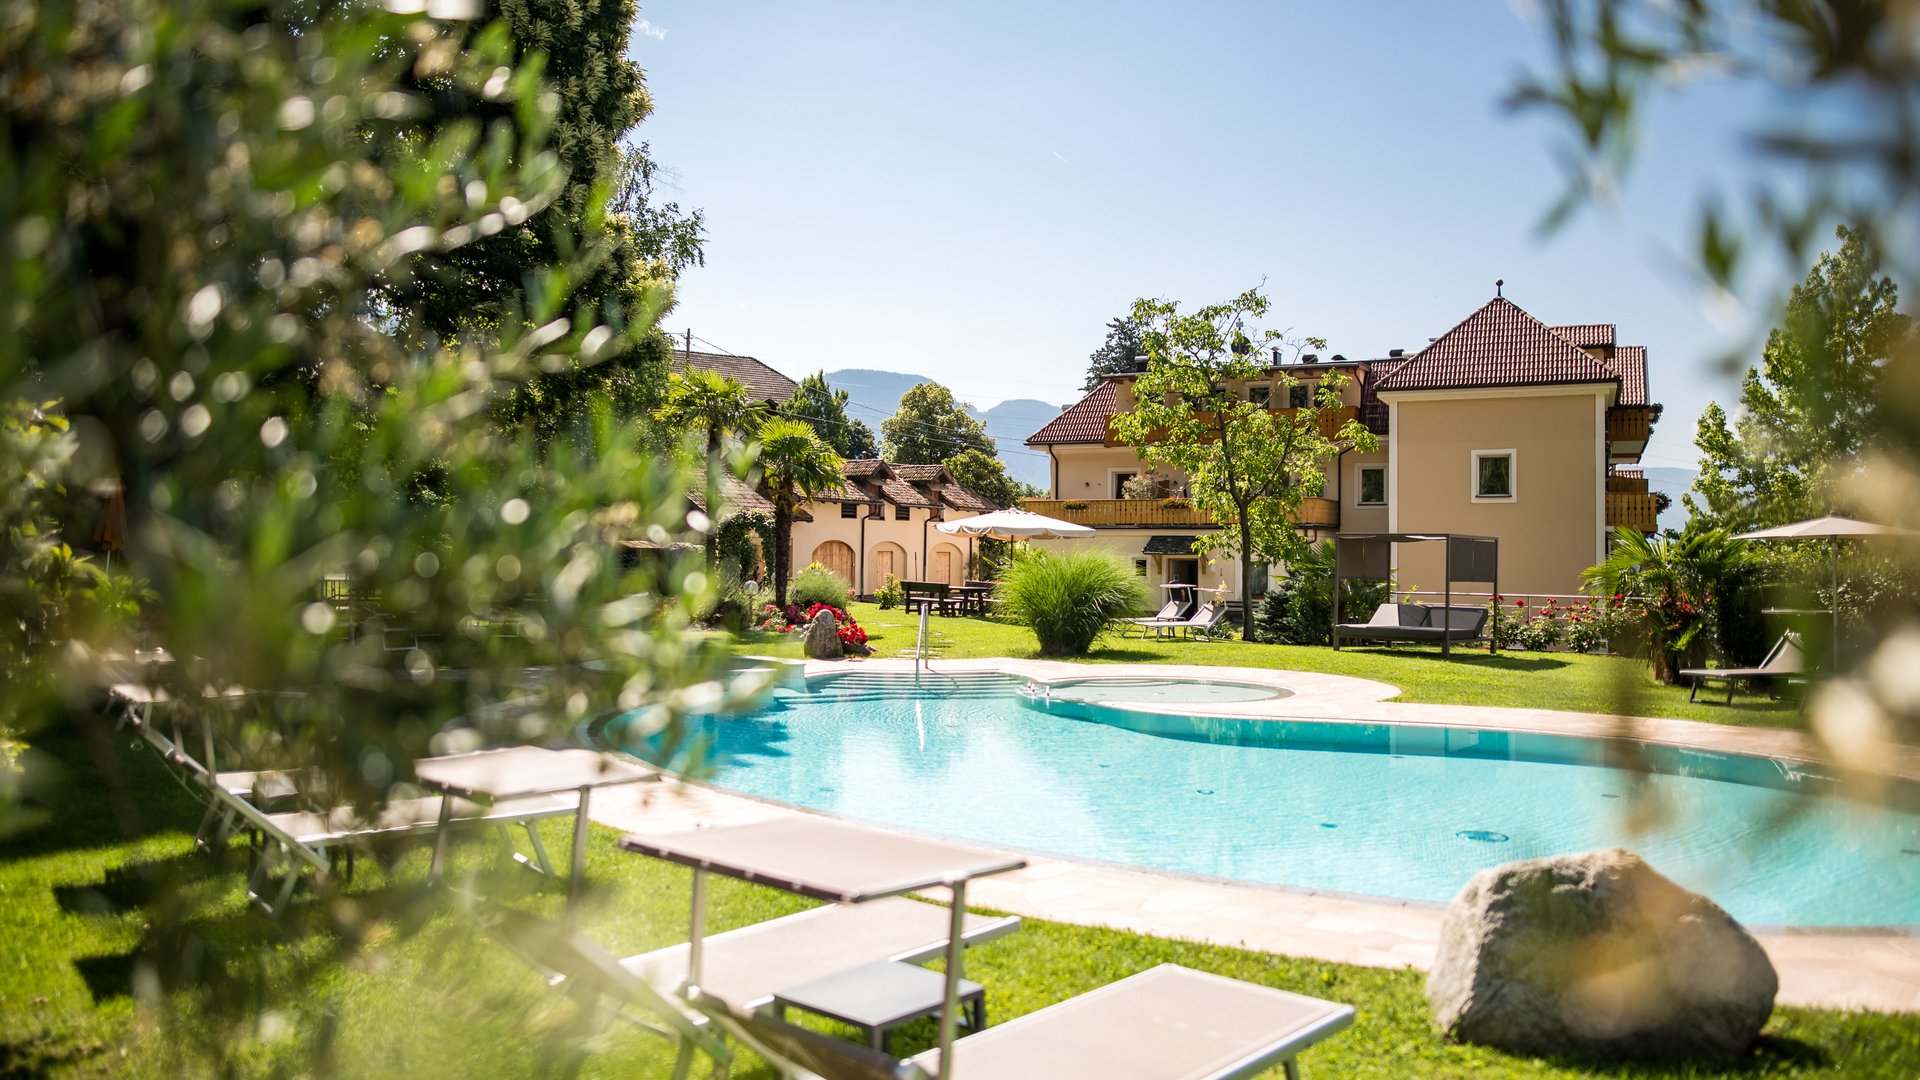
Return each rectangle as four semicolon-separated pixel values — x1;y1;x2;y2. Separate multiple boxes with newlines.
1687;227;1910;531
880;382;994;465
1109;288;1377;640
783;371;878;459
941;448;1019;509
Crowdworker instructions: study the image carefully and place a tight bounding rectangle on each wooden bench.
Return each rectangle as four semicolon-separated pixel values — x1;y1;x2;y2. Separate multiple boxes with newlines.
900;580;955;615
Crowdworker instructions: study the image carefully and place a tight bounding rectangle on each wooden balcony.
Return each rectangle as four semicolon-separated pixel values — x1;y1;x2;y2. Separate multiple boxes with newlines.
1606;474;1649;494
1020;496;1340;530
1606;407;1651;445
1105;406;1360;446
1606;491;1659;532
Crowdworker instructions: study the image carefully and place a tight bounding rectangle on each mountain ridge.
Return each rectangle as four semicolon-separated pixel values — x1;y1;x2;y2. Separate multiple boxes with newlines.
824;368;1063;490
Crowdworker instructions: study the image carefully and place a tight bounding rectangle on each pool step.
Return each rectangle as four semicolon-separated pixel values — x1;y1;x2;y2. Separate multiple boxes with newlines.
803;671;1021;702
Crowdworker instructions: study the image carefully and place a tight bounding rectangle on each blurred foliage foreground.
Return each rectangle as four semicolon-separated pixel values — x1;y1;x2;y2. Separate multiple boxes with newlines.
1;0;747;1070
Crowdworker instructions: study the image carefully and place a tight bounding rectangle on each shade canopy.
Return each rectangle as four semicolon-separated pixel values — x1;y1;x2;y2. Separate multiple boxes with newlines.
1733;515;1914;541
935;509;1095;541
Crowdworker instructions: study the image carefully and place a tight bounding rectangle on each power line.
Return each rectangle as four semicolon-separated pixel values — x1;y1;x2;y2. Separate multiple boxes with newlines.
683;334;1054;459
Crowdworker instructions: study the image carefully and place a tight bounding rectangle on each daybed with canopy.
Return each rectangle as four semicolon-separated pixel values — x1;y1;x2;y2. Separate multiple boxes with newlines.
1331;533;1499;657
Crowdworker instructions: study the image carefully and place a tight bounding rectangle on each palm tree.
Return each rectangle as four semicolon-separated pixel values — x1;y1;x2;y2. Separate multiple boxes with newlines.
1583;525;1757;681
756;418;845;609
655;369;759;567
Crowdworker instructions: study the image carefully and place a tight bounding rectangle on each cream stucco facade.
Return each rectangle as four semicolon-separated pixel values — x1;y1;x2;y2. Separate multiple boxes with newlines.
782;461;996;598
1383;386;1610;597
1024;298;1662;607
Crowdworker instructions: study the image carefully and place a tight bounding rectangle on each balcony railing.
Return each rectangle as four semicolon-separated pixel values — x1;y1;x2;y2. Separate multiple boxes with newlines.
1020;496;1340;530
1606;473;1649;494
1606;408;1651;444
1606;491;1659;532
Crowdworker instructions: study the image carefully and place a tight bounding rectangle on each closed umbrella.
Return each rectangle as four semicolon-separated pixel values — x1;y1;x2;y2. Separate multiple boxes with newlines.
91;478;128;573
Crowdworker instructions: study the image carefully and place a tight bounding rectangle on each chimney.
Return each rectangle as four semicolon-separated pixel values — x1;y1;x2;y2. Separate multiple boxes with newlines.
1271;346;1282;365
1388;348;1404;358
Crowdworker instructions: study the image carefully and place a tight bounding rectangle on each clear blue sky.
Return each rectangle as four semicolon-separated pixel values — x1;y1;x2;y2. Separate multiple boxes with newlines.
630;1;1799;474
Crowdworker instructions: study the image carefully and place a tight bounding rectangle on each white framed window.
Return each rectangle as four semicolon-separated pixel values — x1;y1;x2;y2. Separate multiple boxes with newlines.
1248;385;1272;407
1357;465;1386;506
1471;449;1516;501
1288;382;1313;409
1110;469;1138;499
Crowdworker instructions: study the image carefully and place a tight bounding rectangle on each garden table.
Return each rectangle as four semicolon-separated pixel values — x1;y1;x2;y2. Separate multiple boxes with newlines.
948;584;991;616
415;746;657;906
618;816;1025;1080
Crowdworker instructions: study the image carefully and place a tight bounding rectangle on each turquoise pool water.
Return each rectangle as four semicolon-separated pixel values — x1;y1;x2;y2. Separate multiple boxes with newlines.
633;673;1920;927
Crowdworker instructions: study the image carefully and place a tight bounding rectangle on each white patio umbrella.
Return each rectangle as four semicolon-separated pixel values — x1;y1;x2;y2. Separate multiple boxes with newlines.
935;508;1095;541
1733;514;1915;665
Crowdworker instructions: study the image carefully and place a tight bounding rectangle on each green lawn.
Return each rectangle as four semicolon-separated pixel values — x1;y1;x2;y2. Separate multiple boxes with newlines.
9;722;1915;1077
735;602;1805;729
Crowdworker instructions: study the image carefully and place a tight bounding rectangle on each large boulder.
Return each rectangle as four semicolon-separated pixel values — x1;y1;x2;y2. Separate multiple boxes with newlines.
1426;848;1776;1060
803;609;844;660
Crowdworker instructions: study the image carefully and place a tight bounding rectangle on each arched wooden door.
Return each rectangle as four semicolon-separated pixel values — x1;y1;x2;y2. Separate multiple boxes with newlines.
868;541;906;593
811;541;854;588
931;543;963;586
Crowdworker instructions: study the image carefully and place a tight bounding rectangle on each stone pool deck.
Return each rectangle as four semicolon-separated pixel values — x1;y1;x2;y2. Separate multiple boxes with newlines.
594;657;1920;1013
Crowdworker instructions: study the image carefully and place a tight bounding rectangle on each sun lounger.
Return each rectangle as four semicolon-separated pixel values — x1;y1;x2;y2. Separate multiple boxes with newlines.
1680;631;1806;703
483;897;1020;1080
1124;600;1183;637
702;962;1354;1080
618;895;1020;1012
1334;603;1487;647
1147;601;1229;641
114;688;582;914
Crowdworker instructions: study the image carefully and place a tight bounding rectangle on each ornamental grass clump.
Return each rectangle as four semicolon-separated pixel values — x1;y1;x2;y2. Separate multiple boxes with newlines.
996;549;1148;656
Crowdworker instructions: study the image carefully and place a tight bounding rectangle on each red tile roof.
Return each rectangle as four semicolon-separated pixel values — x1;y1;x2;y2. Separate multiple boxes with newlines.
1374;298;1620;394
1552;323;1615;348
1608;345;1649;407
1026;381;1116;445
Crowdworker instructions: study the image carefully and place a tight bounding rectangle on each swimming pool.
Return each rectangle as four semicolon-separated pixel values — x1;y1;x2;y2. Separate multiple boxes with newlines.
626;672;1920;927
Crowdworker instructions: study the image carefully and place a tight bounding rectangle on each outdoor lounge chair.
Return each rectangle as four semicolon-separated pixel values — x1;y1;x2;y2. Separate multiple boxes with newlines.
1148;601;1228;641
698;962;1354;1080
617;895;1020;1013
1680;631;1806;703
1124;600;1183;637
118;694;582;915
484;897;1021;1080
238;788;580;916
1334;603;1487;647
